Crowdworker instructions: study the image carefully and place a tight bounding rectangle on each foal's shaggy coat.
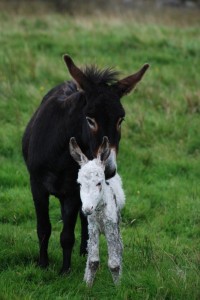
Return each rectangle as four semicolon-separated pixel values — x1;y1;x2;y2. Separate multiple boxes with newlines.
70;137;125;286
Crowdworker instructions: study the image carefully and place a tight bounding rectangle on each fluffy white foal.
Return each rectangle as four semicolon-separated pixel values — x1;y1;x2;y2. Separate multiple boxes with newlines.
69;136;125;286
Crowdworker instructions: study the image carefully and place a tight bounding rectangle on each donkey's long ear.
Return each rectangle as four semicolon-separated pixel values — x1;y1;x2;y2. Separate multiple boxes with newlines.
63;55;91;91
69;137;88;166
114;63;149;96
97;136;111;164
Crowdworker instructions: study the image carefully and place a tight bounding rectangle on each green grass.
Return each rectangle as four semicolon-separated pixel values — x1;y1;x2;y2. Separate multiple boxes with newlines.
0;9;200;300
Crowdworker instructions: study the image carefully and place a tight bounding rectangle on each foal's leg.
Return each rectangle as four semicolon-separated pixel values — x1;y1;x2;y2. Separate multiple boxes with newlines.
30;178;51;268
105;222;123;284
84;217;100;287
59;197;79;274
79;210;88;256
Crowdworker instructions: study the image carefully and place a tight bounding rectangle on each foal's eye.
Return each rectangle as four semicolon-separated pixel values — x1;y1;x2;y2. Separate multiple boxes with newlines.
86;117;98;131
96;182;101;187
117;117;125;129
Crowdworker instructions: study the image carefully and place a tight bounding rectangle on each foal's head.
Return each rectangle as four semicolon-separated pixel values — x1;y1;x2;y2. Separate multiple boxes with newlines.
69;136;110;216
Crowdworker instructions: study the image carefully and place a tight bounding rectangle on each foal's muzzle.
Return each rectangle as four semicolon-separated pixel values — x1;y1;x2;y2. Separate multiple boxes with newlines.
82;207;93;216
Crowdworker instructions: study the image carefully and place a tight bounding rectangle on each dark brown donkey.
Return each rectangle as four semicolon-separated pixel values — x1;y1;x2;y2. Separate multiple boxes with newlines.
22;55;149;274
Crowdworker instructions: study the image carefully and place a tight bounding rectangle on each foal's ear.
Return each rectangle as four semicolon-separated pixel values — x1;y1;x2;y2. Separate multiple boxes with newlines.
63;54;90;91
97;136;111;164
69;137;88;166
114;63;149;96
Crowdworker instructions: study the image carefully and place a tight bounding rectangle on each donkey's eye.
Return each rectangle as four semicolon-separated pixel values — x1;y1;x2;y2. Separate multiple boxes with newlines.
86;117;98;131
96;182;101;187
117;117;125;129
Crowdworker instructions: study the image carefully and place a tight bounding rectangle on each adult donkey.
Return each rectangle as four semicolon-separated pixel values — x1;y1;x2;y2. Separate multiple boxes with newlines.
22;55;149;274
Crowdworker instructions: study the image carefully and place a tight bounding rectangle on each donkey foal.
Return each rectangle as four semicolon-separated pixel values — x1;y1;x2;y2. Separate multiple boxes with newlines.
70;136;125;286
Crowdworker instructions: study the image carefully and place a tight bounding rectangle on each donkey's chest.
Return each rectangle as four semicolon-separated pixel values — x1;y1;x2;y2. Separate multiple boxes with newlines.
42;168;79;198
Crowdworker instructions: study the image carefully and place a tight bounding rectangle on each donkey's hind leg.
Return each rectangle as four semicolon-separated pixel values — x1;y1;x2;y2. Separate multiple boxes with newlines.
31;177;51;269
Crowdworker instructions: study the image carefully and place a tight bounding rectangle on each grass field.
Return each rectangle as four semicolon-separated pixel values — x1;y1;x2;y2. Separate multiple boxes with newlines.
0;8;200;300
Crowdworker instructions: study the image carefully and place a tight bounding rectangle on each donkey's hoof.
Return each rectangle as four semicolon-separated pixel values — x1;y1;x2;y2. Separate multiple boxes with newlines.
80;246;88;257
37;258;49;269
59;267;71;276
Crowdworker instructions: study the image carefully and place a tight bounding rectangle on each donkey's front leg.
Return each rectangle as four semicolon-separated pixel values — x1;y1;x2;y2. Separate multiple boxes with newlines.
84;217;100;287
105;221;123;284
59;197;79;274
79;210;88;256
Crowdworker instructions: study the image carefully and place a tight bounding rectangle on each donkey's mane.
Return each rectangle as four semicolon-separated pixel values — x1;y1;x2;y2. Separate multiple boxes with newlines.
83;65;120;86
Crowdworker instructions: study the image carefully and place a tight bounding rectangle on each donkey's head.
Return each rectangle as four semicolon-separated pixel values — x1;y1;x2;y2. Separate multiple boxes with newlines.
69;136;110;216
64;55;149;179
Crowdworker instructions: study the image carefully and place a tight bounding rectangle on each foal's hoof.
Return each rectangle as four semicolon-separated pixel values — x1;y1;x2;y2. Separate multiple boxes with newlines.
110;266;121;284
85;280;94;288
59;267;71;276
